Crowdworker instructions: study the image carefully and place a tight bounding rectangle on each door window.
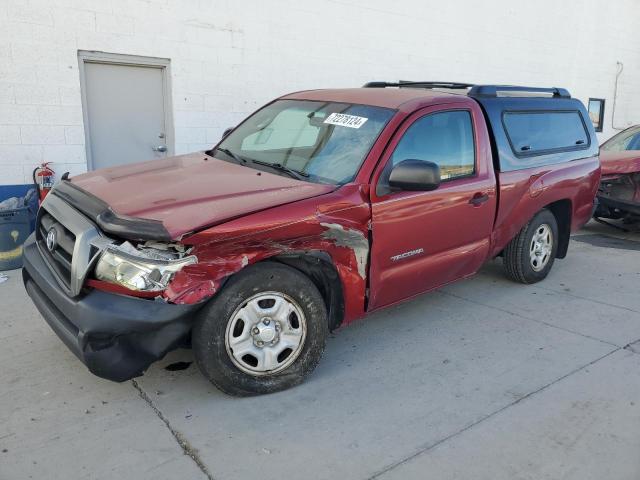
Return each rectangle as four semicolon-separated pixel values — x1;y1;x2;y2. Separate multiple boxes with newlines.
378;110;475;194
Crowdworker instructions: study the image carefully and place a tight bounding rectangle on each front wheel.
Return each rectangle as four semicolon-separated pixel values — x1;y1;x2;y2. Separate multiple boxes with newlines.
503;209;559;284
192;262;328;396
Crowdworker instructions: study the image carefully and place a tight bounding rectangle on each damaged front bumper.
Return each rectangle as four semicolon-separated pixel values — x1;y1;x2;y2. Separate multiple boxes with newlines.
595;173;640;220
22;235;202;382
595;195;640;218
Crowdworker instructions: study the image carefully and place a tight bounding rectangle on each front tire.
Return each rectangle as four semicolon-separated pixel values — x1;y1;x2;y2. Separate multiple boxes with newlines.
192;262;328;396
503;209;559;284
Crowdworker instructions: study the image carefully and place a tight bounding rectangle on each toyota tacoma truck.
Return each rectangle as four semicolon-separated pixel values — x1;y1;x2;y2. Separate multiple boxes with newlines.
22;82;600;395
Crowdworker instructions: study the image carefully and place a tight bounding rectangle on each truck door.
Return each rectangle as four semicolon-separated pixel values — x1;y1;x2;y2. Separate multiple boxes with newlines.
368;102;497;310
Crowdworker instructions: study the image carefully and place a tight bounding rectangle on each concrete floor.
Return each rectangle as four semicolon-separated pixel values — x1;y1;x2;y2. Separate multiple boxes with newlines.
1;221;639;480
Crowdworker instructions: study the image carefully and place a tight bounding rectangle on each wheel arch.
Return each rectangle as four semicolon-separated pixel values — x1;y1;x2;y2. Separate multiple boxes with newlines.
270;251;346;331
545;199;572;259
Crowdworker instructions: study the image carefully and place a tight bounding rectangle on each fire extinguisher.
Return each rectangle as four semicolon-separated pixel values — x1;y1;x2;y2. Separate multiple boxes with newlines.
32;162;55;203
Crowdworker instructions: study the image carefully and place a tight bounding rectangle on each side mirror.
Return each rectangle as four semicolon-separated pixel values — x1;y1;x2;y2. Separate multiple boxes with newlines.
388;159;441;191
222;127;234;138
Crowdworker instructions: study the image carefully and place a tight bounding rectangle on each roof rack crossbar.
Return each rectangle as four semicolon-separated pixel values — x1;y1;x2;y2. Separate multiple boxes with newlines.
363;81;474;89
468;85;571;98
362;81;572;99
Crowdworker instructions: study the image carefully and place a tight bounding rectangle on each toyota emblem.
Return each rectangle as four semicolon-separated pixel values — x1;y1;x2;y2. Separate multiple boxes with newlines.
46;228;58;252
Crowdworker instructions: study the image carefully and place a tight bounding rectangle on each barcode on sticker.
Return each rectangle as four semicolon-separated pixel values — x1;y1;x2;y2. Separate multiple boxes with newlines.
323;113;368;129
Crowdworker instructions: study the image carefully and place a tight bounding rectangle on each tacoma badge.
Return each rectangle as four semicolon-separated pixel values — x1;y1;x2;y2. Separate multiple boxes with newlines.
390;248;424;262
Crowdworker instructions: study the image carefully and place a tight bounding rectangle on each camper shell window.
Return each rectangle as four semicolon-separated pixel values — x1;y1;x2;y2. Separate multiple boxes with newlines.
502;111;590;157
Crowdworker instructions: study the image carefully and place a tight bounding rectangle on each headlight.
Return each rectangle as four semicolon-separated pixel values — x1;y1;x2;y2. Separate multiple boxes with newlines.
95;245;197;292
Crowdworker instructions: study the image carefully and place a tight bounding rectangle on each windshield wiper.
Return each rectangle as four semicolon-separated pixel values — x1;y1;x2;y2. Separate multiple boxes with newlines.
215;147;247;165
249;159;310;181
214;147;309;181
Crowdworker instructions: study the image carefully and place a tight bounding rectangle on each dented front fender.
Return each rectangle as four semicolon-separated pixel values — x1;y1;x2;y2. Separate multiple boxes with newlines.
163;185;371;326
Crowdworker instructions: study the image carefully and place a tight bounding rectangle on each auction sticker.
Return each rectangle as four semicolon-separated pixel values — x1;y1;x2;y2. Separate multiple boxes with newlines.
323;113;368;129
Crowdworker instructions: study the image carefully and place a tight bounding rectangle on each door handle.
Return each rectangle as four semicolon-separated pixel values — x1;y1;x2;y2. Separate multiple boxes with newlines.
153;145;167;152
469;192;490;206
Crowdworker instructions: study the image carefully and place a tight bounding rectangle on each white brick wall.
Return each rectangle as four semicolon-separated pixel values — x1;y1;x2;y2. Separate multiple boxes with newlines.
1;0;639;186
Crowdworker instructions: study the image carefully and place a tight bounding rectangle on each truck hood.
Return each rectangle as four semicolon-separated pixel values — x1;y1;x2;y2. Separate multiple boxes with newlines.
600;150;640;176
70;152;336;238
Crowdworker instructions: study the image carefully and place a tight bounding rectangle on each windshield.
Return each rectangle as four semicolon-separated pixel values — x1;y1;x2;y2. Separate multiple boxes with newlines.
601;126;640;151
211;100;395;184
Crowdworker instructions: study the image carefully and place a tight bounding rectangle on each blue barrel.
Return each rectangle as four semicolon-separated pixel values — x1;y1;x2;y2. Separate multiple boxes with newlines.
0;206;32;271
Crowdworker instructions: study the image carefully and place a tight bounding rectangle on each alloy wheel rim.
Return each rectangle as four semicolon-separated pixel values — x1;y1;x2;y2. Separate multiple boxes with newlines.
225;291;307;376
529;223;553;272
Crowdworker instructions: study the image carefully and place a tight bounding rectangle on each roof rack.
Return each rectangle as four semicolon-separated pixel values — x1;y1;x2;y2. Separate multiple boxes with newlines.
468;85;571;99
362;81;571;98
363;81;474;90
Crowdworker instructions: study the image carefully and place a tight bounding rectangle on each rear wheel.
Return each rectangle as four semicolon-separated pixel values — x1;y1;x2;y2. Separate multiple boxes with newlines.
503;209;558;284
192;262;328;396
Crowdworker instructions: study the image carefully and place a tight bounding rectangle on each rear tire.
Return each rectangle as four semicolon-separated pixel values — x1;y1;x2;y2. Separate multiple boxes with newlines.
503;209;559;284
192;262;328;396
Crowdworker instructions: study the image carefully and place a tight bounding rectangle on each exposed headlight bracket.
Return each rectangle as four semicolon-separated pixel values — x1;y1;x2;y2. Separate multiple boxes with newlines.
94;242;197;292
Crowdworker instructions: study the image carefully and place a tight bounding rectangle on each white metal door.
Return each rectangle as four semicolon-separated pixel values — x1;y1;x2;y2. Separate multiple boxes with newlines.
81;56;171;170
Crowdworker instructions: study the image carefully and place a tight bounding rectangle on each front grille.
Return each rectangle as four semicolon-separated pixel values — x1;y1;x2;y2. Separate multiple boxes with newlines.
37;210;76;288
36;193;113;297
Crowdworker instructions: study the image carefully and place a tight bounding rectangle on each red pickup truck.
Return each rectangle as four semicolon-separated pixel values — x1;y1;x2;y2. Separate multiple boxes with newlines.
22;82;600;395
